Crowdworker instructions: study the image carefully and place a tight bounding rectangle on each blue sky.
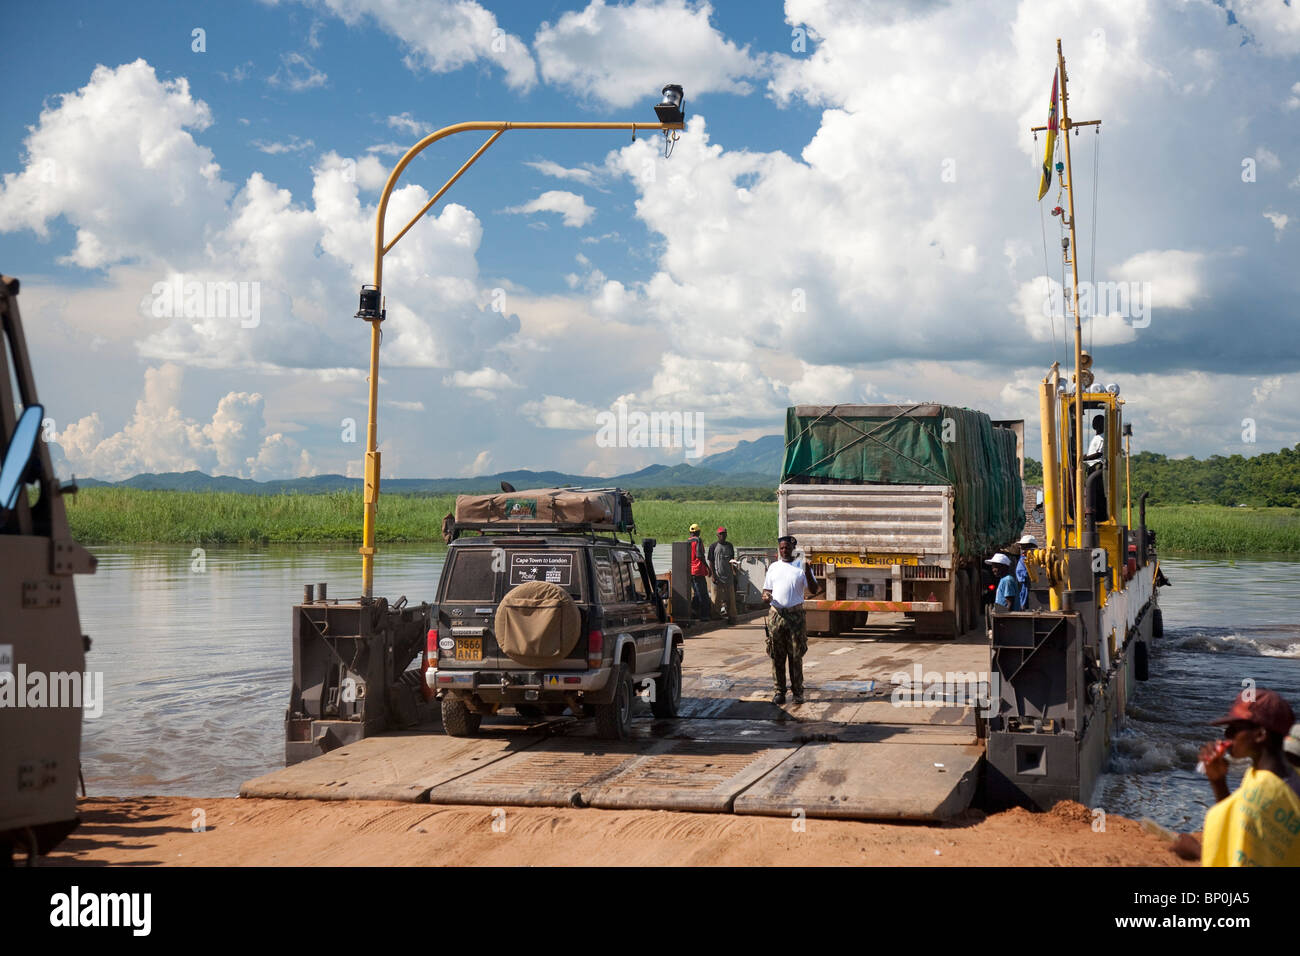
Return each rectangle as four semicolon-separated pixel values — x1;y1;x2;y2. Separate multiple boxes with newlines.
2;0;1298;481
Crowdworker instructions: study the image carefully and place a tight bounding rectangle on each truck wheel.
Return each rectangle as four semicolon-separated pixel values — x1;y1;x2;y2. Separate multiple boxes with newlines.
441;696;481;736
650;648;683;718
594;663;633;740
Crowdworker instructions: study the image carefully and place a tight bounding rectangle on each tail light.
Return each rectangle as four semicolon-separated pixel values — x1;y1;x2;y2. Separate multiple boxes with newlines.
587;628;604;669
421;628;437;700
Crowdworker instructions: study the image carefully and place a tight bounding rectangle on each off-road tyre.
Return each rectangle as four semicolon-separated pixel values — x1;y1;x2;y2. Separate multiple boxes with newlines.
594;663;633;740
650;647;683;718
441;696;481;736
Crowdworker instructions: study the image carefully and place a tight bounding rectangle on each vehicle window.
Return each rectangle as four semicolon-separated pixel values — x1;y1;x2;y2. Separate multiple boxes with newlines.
442;549;497;601
630;562;650;602
504;549;583;599
593;549;617;604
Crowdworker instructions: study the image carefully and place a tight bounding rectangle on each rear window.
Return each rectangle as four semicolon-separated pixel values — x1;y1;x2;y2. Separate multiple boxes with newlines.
441;549;497;602
504;549;584;600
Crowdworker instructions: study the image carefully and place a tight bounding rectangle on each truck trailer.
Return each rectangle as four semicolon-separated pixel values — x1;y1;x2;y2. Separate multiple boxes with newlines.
778;404;1024;638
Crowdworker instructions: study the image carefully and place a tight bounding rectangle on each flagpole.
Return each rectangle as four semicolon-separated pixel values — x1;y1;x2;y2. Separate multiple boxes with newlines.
1054;39;1101;546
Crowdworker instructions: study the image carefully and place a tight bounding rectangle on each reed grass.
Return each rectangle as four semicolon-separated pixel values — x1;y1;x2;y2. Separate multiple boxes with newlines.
63;489;1300;553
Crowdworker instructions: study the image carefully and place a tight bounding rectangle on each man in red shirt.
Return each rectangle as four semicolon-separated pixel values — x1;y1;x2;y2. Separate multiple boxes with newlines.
688;523;712;621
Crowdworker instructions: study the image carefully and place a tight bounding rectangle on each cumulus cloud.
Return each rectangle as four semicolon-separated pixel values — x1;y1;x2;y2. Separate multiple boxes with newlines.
51;363;312;480
534;0;766;108
0;60;230;268
519;395;601;430
503;190;595;227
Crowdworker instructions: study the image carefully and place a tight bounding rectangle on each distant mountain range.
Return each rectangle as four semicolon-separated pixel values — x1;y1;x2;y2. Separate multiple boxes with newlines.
77;434;786;495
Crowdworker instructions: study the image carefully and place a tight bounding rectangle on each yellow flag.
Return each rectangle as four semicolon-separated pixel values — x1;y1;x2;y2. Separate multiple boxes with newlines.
1037;69;1059;201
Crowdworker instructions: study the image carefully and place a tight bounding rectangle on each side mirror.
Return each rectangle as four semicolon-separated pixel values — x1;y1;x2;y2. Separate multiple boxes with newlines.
0;404;44;520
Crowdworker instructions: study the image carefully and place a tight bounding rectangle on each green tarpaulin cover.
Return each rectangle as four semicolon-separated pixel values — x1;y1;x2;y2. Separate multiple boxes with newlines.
781;405;1024;557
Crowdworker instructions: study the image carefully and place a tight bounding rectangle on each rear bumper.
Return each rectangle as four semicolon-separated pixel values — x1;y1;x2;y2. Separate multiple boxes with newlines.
803;599;944;613
428;665;614;701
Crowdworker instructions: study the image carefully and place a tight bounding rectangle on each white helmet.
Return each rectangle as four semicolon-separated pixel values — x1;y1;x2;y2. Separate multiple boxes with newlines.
985;553;1012;567
1019;535;1039;547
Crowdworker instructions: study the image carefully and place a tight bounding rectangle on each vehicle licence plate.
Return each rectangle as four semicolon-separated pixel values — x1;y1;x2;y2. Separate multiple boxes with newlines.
813;552;920;567
454;638;482;661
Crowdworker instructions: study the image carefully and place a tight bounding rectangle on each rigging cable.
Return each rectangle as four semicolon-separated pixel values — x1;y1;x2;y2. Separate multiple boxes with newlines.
1039;193;1057;362
1089;128;1101;355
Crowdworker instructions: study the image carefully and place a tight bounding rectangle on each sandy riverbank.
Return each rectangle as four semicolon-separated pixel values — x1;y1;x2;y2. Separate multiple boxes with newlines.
42;796;1193;867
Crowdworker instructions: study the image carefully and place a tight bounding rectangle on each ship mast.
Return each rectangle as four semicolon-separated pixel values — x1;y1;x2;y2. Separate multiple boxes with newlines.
1050;39;1100;547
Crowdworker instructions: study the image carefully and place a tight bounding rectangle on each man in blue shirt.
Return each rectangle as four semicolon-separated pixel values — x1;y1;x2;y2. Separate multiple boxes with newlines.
1015;535;1037;609
985;553;1019;611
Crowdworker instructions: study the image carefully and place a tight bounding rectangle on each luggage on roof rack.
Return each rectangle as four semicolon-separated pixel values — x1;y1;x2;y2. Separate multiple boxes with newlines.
449;487;635;534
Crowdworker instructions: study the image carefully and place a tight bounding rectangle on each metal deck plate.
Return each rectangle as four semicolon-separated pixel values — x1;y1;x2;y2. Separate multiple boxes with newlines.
733;741;982;820
239;731;543;802
426;739;653;807
585;740;798;812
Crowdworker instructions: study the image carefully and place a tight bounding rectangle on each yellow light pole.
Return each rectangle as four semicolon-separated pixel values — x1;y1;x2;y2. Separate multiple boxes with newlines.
357;94;686;599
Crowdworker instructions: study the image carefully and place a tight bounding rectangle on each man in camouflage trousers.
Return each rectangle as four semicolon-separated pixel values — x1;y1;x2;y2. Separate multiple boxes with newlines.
762;535;820;705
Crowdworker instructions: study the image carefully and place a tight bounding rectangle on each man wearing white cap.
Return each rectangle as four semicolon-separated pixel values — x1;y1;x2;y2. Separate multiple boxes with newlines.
1016;535;1038;609
985;553;1019;611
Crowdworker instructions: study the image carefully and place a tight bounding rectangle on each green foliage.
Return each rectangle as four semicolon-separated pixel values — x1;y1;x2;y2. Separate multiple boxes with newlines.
1023;457;1044;483
65;489;1300;553
66;489;778;547
1128;445;1300;507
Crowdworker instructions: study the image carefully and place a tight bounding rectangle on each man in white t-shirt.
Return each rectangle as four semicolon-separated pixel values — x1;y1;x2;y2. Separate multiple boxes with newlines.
761;535;821;705
1081;413;1107;519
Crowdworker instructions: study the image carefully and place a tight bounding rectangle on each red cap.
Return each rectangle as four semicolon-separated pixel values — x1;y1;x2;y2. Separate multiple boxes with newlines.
716;526;727;534
1210;689;1295;736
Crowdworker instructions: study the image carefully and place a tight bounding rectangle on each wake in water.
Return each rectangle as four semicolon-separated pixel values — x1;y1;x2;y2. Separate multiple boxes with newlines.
1167;625;1300;659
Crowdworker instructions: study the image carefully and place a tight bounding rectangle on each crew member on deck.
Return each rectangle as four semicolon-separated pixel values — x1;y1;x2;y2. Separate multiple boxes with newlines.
1081;414;1107;519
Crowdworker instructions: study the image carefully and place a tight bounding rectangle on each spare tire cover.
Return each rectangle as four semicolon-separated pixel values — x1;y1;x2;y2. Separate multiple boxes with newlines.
495;580;581;667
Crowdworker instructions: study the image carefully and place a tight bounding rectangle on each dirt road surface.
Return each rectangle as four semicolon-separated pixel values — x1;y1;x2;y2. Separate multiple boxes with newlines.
42;796;1193;867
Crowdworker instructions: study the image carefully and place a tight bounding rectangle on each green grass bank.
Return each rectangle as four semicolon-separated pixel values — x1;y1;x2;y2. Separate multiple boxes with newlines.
62;488;1300;554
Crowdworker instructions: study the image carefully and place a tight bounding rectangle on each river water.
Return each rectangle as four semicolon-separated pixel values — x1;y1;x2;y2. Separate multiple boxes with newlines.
73;546;1300;831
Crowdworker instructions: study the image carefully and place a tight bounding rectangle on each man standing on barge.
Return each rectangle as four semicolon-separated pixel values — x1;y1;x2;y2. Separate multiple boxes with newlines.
762;535;821;706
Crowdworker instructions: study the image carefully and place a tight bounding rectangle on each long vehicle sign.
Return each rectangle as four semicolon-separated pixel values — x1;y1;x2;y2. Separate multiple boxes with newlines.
810;552;920;567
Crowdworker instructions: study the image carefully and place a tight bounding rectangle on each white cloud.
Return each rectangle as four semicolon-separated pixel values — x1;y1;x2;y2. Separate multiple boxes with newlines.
1255;145;1282;171
52;363;312;480
534;0;766;108
0;60;230;268
269;52;328;91
503;190;595;227
519;395;601;430
523;159;601;187
444;367;521;391
251;135;315;154
298;0;536;90
1264;210;1289;238
464;450;493;476
387;112;432;136
1113;250;1206;310
1286;81;1300;110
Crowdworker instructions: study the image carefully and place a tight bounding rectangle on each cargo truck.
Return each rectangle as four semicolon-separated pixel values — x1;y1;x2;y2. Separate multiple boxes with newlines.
778;404;1024;638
